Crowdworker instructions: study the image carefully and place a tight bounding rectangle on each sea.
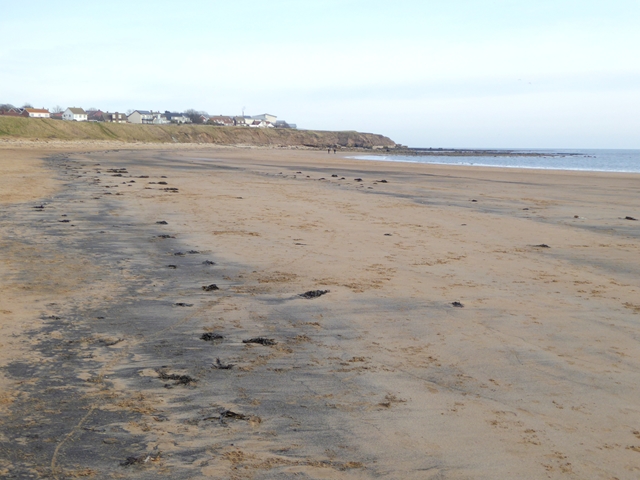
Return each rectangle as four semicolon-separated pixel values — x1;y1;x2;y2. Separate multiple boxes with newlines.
351;149;640;174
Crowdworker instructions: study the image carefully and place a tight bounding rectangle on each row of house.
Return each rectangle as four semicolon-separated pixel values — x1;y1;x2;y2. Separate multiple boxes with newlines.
125;110;296;128
0;106;296;129
208;114;295;129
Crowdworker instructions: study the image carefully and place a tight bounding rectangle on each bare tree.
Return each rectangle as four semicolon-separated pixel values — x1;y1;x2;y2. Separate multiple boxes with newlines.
51;105;63;113
22;102;33;108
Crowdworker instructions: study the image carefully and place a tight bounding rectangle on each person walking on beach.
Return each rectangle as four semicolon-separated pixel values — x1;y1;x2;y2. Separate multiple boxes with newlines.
328;147;331;154
333;147;336;154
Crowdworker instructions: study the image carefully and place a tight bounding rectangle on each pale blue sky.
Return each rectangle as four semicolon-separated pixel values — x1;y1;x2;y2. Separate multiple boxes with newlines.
1;1;639;148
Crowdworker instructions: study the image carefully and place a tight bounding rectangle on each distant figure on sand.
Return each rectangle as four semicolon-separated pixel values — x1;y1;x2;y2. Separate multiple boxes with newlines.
328;148;331;154
333;148;336;154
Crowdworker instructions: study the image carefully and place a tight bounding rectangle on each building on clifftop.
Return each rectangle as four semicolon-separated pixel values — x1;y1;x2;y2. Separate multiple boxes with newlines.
252;113;277;124
63;107;87;121
128;110;169;124
164;112;191;124
22;108;50;118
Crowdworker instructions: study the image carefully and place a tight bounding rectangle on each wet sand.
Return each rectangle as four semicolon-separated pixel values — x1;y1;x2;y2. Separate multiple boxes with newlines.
1;144;640;479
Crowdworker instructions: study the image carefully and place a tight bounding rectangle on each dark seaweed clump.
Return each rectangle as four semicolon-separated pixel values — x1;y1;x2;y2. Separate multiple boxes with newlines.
243;337;276;346
300;290;329;299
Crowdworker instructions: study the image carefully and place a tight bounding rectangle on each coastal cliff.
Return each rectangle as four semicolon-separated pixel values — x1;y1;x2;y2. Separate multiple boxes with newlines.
0;117;395;148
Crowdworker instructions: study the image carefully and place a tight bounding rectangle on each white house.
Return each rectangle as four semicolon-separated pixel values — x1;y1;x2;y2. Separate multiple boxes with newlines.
23;108;50;118
152;114;170;125
63;107;87;122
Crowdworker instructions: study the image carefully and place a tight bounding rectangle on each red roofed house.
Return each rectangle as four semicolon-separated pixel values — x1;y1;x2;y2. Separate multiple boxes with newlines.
87;110;106;122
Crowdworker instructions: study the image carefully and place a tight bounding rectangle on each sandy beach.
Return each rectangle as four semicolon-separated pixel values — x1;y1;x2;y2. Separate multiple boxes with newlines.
1;143;639;479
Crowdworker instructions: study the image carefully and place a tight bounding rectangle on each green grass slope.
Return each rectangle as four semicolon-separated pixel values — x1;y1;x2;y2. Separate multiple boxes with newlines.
0;117;395;148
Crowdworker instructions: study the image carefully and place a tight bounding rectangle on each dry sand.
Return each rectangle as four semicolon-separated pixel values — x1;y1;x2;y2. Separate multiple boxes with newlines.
1;143;639;479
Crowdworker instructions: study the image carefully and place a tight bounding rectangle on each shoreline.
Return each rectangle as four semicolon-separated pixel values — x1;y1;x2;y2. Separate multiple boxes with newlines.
349;155;640;174
349;148;640;175
1;144;640;478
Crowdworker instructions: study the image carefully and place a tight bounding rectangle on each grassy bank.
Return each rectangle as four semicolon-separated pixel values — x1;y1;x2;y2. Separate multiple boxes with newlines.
0;117;395;148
